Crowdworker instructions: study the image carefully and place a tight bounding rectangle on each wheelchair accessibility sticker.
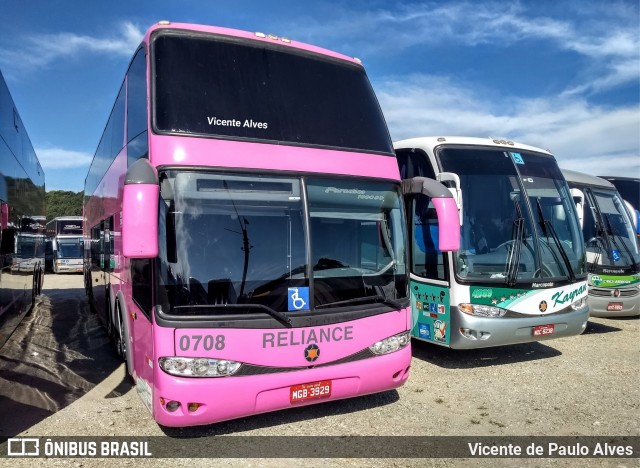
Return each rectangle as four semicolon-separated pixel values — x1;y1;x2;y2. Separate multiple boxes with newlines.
510;152;525;165
288;287;310;311
612;249;621;262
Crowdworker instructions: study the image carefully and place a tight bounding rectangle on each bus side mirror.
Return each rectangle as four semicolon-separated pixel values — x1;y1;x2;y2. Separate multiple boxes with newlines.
402;177;461;252
623;200;639;232
570;188;584;229
122;159;159;258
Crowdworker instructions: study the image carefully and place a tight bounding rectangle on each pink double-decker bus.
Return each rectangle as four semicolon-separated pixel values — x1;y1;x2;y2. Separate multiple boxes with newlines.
83;22;459;427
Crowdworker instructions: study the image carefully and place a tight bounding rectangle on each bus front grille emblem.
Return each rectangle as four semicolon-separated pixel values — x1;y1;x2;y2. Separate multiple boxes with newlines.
304;344;320;362
539;301;548;312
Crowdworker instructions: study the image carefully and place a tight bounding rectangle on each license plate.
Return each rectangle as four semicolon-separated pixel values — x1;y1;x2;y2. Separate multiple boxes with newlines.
533;324;554;336
290;380;332;403
607;302;623;312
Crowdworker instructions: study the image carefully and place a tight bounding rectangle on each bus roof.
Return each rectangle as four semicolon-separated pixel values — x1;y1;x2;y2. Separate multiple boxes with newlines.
598;175;640;182
142;21;361;66
393;136;553;156
561;169;616;190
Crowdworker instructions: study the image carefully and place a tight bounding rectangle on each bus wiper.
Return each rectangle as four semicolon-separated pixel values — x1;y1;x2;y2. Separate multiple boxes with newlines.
173;303;292;327
536;199;576;281
603;214;638;270
506;200;525;287
223;179;252;299
315;295;407;310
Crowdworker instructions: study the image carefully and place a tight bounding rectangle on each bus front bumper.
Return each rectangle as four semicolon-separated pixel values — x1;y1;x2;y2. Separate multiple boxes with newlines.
587;291;640;317
54;265;83;273
448;306;590;349
150;346;411;427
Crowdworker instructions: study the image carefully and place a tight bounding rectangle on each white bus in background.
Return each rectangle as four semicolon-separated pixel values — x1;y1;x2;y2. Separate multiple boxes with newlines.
562;169;639;317
395;137;590;349
46;216;83;273
11;216;46;274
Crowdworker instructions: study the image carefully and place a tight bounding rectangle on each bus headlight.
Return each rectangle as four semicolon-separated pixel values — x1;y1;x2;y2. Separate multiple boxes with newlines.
369;331;410;355
571;297;587;310
459;303;507;317
159;357;242;377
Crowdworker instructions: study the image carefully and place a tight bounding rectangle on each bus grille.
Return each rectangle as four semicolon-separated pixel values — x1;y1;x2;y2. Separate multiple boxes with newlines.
234;348;376;376
589;287;639;298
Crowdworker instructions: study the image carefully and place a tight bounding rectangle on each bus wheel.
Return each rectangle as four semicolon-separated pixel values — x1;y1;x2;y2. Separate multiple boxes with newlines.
116;308;125;359
106;309;112;338
37;267;43;295
31;272;36;304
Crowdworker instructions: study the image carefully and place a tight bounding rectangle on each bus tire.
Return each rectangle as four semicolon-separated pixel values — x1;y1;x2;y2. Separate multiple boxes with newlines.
37;266;43;295
106;297;114;339
31;271;36;304
115;305;125;359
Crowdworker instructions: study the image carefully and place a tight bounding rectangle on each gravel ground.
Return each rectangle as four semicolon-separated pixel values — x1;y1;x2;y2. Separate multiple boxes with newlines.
0;274;638;467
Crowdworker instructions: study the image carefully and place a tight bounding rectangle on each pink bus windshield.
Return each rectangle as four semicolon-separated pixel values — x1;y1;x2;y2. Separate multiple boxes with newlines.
154;171;407;319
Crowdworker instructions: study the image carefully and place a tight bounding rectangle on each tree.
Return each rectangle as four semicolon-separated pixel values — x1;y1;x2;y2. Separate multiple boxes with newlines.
45;190;83;221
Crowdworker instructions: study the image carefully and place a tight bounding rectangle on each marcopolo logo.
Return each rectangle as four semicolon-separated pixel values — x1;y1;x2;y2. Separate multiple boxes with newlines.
304;344;320;362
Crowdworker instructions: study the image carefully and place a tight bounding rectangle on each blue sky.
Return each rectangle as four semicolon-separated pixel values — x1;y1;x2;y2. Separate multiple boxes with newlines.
1;0;638;192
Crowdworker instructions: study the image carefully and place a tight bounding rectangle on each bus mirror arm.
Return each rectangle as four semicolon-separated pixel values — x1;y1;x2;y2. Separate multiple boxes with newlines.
570;188;584;229
402;177;461;252
122;159;160;259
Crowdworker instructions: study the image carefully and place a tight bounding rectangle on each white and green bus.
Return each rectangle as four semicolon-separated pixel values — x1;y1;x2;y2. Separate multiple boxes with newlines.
396;137;589;349
562;169;639;317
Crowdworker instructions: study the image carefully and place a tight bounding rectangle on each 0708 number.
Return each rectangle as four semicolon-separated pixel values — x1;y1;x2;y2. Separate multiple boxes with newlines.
178;334;226;351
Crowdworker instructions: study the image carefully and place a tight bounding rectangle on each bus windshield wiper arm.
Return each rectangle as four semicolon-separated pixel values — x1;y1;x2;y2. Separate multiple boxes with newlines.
315;295;407;310
536;199;576;281
506;200;525;287
173;303;292;327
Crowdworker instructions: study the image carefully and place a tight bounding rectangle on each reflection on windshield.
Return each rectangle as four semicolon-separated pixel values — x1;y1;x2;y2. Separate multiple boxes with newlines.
307;179;407;308
584;189;640;269
157;172;407;314
158;172;307;314
437;147;586;283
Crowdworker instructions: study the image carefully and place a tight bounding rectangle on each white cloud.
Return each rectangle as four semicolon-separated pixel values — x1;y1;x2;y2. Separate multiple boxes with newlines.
0;21;143;71
287;1;639;96
36;147;93;170
376;73;640;177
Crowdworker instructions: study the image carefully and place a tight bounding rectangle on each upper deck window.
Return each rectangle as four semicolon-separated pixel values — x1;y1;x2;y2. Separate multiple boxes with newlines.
151;32;393;155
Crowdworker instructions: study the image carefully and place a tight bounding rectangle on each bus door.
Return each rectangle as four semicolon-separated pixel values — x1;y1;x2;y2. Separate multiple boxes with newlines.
403;177;460;346
89;219;110;322
129;256;154;408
